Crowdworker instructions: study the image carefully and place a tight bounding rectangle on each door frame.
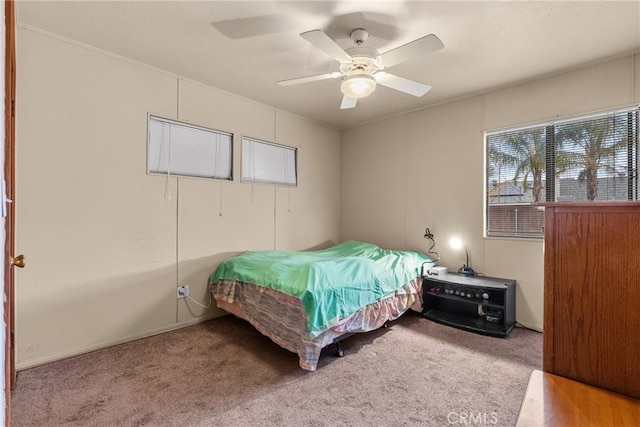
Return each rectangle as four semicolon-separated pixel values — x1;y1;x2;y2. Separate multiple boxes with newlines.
4;0;16;424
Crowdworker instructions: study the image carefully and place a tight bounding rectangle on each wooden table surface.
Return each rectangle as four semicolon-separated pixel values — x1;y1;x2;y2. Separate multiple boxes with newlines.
516;370;640;427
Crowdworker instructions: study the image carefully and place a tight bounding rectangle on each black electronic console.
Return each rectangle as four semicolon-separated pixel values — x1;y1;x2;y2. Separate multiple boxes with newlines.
421;273;516;337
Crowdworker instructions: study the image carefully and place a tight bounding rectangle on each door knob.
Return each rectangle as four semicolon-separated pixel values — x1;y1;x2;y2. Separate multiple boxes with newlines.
10;254;25;268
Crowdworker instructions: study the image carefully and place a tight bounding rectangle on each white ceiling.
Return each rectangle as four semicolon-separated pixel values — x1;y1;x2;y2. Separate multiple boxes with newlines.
16;1;640;130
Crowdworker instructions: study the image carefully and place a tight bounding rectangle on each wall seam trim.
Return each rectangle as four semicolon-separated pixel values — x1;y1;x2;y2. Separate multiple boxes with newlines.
175;77;180;323
273;110;278;250
404;114;408;249
632;53;637;103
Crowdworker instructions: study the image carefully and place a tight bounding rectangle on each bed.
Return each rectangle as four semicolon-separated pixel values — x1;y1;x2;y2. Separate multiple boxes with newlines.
208;240;434;371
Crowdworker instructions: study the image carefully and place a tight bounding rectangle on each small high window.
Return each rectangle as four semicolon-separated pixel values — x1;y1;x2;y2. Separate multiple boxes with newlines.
147;116;232;180
242;137;297;186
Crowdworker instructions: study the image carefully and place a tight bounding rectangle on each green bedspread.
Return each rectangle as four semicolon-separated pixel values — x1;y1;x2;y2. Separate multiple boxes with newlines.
210;240;434;337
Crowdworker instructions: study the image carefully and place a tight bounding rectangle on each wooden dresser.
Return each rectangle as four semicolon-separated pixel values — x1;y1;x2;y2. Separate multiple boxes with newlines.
542;201;640;399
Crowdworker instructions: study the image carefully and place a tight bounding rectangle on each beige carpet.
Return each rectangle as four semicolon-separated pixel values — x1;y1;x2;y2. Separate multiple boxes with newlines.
11;313;541;426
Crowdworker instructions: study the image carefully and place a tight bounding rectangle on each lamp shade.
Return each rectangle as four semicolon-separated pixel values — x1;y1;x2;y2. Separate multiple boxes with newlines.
341;75;376;99
449;236;475;276
449;237;463;250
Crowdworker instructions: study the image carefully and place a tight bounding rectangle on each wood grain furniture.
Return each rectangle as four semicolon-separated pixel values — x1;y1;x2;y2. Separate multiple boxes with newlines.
516;370;640;427
542;201;640;400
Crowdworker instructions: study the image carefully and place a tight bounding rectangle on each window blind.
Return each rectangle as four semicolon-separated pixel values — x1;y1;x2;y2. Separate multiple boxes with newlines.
553;110;638;202
242;137;297;186
148;116;232;180
486;107;639;238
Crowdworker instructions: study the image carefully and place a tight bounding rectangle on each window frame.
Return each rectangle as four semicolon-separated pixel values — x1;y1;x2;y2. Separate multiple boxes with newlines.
147;115;233;181
485;106;639;239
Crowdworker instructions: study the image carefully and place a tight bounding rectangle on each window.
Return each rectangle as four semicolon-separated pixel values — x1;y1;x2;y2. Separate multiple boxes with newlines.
147;116;232;180
242;137;297;186
486;107;639;238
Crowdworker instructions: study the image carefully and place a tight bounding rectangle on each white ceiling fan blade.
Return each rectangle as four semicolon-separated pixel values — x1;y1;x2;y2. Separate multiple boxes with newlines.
277;72;341;86
340;95;357;110
300;30;352;63
379;34;444;68
375;72;432;97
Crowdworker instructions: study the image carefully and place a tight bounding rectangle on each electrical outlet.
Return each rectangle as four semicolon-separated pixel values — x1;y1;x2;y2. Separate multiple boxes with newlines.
177;285;189;299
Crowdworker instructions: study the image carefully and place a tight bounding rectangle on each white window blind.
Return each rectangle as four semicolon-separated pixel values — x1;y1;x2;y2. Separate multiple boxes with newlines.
486;107;639;238
242;137;297;186
148;116;232;180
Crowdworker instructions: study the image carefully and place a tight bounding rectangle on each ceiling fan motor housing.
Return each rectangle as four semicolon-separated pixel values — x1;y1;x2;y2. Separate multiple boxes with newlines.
340;55;379;76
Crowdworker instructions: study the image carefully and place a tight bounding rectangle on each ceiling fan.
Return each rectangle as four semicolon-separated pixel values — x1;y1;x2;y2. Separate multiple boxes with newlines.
277;28;444;110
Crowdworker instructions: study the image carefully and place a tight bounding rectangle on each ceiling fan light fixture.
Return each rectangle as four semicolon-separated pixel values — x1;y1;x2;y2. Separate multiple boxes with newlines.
341;75;376;99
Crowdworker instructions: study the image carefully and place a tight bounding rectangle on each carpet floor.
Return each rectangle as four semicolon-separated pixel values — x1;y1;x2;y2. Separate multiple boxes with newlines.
11;312;542;426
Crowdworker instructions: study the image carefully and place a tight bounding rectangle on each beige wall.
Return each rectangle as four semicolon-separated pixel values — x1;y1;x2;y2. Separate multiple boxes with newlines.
15;28;340;368
340;54;639;331
340;115;407;249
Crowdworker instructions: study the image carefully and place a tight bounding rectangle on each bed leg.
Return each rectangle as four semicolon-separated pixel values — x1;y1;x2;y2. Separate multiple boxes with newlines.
335;340;345;357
